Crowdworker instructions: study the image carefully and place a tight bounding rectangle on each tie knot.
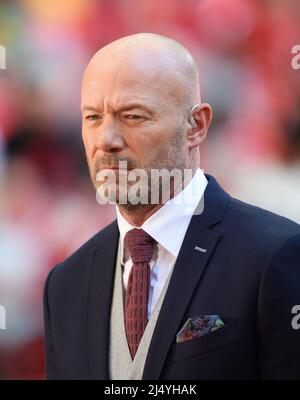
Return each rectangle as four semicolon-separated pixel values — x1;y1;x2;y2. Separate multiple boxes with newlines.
124;228;156;263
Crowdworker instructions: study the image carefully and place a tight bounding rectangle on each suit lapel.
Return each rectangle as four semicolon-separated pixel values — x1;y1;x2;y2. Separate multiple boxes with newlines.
142;174;231;379
142;222;221;379
87;220;119;379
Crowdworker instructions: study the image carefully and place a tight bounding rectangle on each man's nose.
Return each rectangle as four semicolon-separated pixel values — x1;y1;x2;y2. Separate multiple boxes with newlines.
95;119;125;153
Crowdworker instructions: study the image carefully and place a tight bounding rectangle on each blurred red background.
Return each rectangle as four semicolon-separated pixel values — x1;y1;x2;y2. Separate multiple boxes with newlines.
1;0;300;379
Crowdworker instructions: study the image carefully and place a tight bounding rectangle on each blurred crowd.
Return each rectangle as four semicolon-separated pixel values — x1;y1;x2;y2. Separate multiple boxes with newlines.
0;0;300;379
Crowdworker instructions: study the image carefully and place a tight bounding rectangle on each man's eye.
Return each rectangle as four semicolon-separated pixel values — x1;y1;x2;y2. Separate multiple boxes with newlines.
125;114;143;120
86;115;101;121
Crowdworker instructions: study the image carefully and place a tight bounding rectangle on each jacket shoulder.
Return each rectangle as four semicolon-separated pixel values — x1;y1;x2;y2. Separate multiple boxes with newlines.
226;196;300;243
47;219;118;281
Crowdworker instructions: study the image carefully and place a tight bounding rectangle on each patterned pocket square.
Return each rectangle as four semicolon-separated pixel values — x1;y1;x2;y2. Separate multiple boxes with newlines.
176;315;225;343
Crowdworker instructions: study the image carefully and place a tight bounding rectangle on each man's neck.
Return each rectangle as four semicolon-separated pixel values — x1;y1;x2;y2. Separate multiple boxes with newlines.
117;203;164;227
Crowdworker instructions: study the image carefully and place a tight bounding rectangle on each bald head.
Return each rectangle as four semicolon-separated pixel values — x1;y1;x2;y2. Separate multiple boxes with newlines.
82;33;201;112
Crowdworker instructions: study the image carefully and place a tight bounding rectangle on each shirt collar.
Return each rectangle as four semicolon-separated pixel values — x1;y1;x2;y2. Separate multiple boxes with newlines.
116;168;207;260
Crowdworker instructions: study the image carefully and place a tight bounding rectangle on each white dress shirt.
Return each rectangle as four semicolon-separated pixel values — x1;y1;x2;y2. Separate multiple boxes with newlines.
116;168;208;319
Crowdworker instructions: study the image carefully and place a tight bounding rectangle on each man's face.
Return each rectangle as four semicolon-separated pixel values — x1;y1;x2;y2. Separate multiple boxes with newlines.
81;55;188;205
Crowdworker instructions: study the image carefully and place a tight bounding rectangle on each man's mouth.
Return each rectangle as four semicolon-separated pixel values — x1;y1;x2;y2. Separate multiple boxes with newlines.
101;166;121;170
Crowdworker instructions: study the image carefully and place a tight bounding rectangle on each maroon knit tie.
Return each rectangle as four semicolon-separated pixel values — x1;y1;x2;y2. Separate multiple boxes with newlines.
124;228;156;359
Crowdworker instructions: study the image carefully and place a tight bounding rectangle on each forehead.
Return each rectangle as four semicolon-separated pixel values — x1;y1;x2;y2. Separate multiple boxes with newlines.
81;58;182;110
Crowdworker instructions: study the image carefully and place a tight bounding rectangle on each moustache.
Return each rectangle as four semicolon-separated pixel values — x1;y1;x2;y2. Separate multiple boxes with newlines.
93;157;137;172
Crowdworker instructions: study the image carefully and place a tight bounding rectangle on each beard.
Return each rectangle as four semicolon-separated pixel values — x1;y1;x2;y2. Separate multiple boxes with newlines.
86;126;187;211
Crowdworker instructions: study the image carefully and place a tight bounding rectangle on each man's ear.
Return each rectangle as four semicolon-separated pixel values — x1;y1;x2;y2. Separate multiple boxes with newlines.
187;103;212;148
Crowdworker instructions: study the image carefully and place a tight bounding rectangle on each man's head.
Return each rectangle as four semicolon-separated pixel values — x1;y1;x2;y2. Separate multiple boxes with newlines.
81;33;212;209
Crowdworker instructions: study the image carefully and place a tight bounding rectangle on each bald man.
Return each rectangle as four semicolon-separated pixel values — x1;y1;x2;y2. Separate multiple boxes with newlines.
43;33;300;380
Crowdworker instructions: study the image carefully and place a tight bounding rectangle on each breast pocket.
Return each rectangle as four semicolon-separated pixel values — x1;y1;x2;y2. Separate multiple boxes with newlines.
169;320;238;363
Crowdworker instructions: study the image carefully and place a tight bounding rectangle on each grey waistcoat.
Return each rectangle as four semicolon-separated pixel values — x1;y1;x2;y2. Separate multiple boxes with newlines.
109;238;175;380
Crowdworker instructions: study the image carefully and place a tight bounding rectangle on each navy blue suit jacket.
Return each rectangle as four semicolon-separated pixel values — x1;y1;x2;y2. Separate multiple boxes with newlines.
43;174;300;379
